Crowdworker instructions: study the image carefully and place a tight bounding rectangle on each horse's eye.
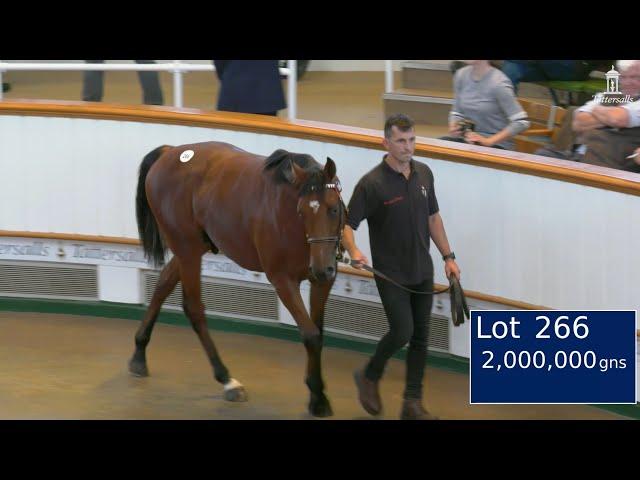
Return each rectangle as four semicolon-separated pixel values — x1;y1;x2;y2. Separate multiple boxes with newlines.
329;207;338;216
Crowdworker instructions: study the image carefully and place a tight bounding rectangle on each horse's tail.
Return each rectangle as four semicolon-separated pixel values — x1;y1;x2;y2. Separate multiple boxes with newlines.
136;145;171;267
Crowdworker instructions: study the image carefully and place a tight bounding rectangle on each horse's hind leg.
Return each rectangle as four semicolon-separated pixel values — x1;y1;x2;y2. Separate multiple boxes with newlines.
178;253;247;402
129;256;180;377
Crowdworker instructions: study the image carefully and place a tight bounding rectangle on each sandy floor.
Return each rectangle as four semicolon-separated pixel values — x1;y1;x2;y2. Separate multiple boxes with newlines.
0;311;623;420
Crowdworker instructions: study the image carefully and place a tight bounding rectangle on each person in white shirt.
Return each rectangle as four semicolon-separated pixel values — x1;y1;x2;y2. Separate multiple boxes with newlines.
573;60;640;133
569;60;640;171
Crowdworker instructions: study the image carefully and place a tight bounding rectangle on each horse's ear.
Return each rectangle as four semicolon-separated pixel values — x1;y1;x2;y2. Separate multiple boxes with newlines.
265;149;289;171
284;160;307;185
324;157;337;179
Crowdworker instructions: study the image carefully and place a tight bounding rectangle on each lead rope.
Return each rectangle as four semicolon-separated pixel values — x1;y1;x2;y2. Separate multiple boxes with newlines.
339;257;451;295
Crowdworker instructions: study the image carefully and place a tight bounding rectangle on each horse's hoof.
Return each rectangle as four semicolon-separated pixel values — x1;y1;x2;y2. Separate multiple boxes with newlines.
128;359;149;377
309;396;334;417
224;386;248;402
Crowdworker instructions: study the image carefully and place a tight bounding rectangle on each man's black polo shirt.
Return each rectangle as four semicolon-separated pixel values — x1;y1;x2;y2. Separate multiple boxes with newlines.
347;155;439;285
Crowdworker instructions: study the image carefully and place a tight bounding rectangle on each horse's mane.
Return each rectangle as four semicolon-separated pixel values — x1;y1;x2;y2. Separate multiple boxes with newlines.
263;149;327;196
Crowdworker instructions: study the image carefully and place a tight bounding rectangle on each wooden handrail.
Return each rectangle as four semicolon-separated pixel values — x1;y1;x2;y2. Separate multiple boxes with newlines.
2;100;640;196
0;231;140;245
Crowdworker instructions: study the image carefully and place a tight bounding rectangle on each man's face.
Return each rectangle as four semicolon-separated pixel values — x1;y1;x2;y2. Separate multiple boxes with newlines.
620;62;640;97
383;126;416;163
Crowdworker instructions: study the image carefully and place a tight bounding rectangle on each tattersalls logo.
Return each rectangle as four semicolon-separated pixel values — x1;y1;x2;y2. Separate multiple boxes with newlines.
0;241;49;256
593;66;636;104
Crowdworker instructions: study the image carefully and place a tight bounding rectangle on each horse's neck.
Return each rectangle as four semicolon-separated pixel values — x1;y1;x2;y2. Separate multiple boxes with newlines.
270;184;305;237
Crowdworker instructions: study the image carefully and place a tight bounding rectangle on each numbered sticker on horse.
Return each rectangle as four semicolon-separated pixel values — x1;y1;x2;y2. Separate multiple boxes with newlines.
180;150;195;163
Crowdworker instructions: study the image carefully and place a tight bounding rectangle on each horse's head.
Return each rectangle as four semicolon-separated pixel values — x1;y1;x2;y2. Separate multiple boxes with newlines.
264;149;346;284
290;157;345;283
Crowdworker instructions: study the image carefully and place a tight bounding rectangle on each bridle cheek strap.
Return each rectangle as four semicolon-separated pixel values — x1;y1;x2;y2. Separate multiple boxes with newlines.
304;184;347;260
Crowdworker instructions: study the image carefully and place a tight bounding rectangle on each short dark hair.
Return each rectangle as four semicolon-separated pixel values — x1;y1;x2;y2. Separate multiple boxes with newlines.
384;113;415;138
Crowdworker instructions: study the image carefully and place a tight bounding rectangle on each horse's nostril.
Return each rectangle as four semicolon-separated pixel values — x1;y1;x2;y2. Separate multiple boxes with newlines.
326;266;335;277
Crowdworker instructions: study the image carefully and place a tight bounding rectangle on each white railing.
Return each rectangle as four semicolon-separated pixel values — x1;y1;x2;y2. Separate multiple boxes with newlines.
0;60;298;120
385;60;394;93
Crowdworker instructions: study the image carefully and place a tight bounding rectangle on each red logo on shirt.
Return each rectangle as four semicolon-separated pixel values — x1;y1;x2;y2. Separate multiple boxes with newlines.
384;196;404;205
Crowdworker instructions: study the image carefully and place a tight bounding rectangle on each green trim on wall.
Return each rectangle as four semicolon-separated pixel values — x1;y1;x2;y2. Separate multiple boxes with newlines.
0;296;636;419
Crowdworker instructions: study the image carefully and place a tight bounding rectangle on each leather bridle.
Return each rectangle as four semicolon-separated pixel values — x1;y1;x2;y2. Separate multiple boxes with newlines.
303;181;347;262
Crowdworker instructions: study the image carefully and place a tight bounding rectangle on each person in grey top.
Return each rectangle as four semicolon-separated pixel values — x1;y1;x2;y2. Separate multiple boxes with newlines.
443;60;530;150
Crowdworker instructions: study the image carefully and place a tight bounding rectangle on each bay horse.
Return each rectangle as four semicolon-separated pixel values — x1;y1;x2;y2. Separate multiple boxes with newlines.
130;141;345;417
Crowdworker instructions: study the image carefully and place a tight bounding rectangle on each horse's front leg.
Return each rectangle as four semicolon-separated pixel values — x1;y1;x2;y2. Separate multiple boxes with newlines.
271;275;333;417
308;280;334;417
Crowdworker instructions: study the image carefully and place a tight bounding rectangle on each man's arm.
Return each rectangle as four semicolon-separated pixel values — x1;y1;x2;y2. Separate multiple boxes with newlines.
590;105;631;128
573;103;631;132
572;110;607;133
428;212;461;281
429;212;452;256
465;126;513;147
342;225;369;268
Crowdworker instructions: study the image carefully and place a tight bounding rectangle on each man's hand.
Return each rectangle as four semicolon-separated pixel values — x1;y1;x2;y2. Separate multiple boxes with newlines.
349;249;369;269
448;121;462;136
445;259;461;282
631;147;640;165
464;132;493;146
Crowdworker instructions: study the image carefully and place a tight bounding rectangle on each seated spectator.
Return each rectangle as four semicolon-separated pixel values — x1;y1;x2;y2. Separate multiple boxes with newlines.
441;60;530;150
213;60;286;116
501;60;611;92
568;60;640;172
2;82;9;93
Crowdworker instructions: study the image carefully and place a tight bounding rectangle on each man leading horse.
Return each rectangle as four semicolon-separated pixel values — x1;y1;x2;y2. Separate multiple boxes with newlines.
344;113;462;420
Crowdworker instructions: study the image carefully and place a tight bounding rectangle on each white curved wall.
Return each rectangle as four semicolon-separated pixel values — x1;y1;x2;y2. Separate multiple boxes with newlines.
1;114;639;314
